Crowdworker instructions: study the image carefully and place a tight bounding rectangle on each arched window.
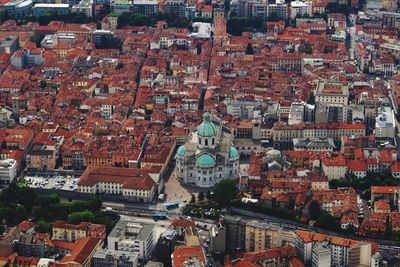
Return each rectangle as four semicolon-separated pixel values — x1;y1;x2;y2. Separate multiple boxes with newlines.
199;138;202;145
212;138;215;145
205;139;208;146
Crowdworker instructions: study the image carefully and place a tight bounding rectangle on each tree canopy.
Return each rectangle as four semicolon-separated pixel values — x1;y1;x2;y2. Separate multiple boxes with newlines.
214;179;237;205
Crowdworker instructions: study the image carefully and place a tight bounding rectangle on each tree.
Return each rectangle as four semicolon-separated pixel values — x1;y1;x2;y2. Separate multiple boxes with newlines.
35;220;52;234
190;194;196;203
39;80;47;88
198;192;205;201
245;43;254;55
316;211;340;231
206;191;212;200
309;200;321;220
15;205;26;223
214;179;237;205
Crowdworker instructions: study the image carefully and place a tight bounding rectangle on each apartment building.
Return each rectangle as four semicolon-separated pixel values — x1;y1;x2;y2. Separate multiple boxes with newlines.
225;215;284;252
294;230;376;267
245;220;283;252
375;107;396;138
290;0;312;19
52;221;106;242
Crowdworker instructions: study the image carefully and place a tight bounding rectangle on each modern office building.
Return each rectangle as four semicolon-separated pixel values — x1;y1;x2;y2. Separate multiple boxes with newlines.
108;220;155;260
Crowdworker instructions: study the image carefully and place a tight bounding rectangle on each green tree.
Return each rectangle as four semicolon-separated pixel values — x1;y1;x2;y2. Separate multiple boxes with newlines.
190;194;196;203
316;211;340;231
206;191;212;200
309;200;321;220
15;205;26;223
35;220;52;234
198;192;205;201
214;179;237;205
68;210;94;224
245;43;254;55
39;80;47;88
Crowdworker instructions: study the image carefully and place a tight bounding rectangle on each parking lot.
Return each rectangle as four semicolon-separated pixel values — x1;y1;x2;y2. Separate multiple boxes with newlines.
23;175;79;191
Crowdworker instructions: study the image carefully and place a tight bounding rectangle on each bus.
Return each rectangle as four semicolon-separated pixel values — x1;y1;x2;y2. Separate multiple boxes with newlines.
158;193;166;202
165;201;179;210
152;213;167;220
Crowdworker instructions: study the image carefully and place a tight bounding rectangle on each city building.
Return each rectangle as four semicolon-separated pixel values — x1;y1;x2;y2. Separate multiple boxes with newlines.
290;0;312;19
245;220;283;252
238;0;288;20
92;248;139;267
4;0;33;18
369;57;396;77
315;80;349;106
0;159;17;183
132;0;158;15
41;33;78;49
14;232;46;258
288;102;304;125
0;36;19;54
110;0;132;14
108;220;155;260
71;0;94;17
294;230;376;267
375;107;396;138
311;242;331;267
164;0;185;18
11;49;43;69
32;3;70;16
171;246;206;267
52;221;106;242
77;166;156;202
175;112;239;188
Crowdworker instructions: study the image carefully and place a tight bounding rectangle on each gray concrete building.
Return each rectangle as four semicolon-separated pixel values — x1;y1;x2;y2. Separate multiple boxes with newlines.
92;248;138;267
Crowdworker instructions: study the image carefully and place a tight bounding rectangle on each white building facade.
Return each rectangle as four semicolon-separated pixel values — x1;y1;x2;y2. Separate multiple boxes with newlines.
176;112;239;188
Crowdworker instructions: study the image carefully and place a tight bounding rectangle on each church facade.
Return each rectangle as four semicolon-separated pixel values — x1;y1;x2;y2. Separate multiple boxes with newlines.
175;112;239;187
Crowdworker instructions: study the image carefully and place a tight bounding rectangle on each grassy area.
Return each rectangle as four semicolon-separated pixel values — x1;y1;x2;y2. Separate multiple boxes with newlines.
18;179;27;188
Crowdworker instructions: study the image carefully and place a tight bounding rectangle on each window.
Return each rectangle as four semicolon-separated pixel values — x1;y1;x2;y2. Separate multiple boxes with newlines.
205;139;208;146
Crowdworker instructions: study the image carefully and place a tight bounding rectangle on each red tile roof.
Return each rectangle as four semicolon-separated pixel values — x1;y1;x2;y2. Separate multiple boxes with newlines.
172;246;205;267
78;166;155;190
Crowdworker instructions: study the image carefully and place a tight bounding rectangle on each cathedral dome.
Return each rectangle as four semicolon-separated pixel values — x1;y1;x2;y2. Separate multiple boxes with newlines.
198;112;216;137
177;145;185;157
196;153;215;167
229;146;239;158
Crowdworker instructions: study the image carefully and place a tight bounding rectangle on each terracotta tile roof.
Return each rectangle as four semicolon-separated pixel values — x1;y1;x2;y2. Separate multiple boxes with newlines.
295;229;373;248
60;237;101;265
371;186;400;195
172;246;205;267
78;166;155;190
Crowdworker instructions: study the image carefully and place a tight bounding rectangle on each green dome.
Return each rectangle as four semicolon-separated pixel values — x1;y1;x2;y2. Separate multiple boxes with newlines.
177;145;185;157
196;153;215;167
229;146;239;158
198;112;216;137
